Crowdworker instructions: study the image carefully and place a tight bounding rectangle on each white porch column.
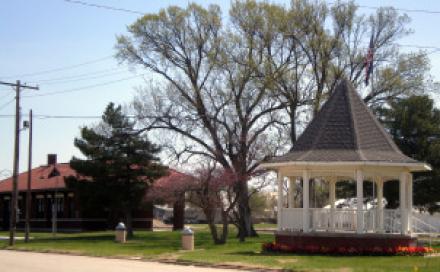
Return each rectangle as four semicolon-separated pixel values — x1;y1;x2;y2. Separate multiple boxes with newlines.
277;171;284;231
406;173;413;233
399;172;408;234
376;177;384;233
288;177;295;208
356;170;364;234
329;177;336;232
302;170;310;233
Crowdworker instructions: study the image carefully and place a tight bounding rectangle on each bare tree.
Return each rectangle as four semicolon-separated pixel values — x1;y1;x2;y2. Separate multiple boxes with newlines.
116;2;287;240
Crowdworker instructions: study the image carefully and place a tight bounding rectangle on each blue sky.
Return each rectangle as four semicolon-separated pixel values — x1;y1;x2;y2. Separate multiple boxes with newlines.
1;0;440;177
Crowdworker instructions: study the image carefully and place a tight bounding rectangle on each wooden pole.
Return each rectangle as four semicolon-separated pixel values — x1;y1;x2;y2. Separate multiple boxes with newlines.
0;80;38;246
9;80;21;246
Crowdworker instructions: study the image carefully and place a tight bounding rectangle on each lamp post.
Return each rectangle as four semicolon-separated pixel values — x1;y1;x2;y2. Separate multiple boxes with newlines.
52;174;60;237
25;110;33;242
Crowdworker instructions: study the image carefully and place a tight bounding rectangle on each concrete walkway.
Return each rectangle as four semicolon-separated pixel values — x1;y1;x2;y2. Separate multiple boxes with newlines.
0;250;243;272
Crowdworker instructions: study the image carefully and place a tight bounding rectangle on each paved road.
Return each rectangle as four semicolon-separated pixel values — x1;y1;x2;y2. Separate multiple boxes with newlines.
0;250;243;272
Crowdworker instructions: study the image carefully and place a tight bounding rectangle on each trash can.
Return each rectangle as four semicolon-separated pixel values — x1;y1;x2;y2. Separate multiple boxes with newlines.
115;222;127;243
181;226;194;250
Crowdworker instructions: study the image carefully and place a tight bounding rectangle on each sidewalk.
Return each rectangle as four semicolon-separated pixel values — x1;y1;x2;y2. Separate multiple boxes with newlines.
0;250;244;272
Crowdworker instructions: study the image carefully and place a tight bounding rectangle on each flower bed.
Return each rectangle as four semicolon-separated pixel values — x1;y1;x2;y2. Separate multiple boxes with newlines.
262;242;435;256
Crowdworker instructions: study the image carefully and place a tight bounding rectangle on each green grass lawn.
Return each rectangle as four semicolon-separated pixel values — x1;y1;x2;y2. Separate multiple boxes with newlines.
1;226;439;272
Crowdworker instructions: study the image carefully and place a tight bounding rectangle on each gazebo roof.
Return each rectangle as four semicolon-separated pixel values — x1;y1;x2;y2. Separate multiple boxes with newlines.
266;80;427;168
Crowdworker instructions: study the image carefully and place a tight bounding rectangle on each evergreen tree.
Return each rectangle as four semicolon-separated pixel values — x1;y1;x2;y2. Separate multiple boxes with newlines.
380;95;440;212
67;103;167;237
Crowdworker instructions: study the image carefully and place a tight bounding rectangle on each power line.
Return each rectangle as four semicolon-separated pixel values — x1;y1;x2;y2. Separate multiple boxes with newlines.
64;0;144;15
0;91;13;101
63;0;440;52
36;67;127;83
0;114;136;119
65;0;440;16
0;114;101;119
0;98;15;111
35;115;102;119
328;1;440;15
39;69;132;86
0;56;113;79
23;74;145;98
356;4;440;15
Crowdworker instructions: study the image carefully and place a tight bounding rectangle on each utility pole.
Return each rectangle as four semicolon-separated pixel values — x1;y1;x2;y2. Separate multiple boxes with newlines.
25;110;33;243
0;80;38;246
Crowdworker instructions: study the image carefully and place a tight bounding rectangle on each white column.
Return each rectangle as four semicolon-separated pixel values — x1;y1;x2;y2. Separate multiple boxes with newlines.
356;170;364;234
329;177;336;232
302;170;310;233
399;172;408;234
277;171;284;231
406;173;413;233
376;177;384;233
288;177;295;208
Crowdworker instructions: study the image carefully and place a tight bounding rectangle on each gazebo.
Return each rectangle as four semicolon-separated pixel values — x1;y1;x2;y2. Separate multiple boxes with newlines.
259;80;431;249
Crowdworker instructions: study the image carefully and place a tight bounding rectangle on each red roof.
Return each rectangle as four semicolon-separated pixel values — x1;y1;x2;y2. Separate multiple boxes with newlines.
0;163;77;193
0;164;183;193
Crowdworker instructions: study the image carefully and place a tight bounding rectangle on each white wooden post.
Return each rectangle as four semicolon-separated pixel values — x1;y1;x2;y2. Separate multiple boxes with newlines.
329;177;336;232
277;171;284;231
356;170;364;234
288;177;295;208
406;173;413;233
399;172;408;234
376;177;384;233
302;170;310;232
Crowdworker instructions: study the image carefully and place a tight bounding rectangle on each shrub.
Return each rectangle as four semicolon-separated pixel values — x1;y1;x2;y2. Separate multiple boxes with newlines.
261;242;435;256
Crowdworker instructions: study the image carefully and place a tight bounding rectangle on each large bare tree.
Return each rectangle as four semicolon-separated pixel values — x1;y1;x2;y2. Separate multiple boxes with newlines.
116;2;287;240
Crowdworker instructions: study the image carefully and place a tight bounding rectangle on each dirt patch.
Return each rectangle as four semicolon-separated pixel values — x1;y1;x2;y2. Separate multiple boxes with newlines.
156;252;182;261
223;262;281;271
277;258;298;264
153;219;172;229
335;268;352;272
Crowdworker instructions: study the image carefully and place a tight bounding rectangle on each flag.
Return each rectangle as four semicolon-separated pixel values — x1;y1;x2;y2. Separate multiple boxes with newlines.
364;32;374;86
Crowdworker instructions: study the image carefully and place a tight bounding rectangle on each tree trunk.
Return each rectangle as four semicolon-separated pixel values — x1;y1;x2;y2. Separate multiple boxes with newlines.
125;209;134;238
236;179;257;242
207;220;219;243
173;196;185;231
220;211;229;244
204;206;228;244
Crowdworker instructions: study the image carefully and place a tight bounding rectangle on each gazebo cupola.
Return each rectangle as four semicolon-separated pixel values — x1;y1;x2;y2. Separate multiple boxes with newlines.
260;79;430;241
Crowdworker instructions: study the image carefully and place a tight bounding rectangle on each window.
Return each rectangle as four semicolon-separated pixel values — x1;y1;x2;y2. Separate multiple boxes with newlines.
36;197;45;218
55;197;64;217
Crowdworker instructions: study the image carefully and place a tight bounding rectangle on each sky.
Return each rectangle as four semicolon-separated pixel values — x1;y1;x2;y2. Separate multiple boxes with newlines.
1;0;440;178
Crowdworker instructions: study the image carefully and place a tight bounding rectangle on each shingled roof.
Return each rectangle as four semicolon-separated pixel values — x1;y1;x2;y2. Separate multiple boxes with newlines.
268;79;420;164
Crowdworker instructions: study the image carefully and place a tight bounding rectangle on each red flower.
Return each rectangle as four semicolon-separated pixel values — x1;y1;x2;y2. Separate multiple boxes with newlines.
262;242;435;256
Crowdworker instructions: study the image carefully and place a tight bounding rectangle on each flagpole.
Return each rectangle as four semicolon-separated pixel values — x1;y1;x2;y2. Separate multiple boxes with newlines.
371;36;375;229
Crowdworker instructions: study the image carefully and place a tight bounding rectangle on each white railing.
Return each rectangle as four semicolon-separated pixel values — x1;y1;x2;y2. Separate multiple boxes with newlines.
279;208;440;234
279;208;303;231
335;209;357;231
412;215;439;233
280;208;402;233
384;209;400;233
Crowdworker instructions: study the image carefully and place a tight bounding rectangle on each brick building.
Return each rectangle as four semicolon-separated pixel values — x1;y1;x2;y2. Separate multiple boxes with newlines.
0;154;154;231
